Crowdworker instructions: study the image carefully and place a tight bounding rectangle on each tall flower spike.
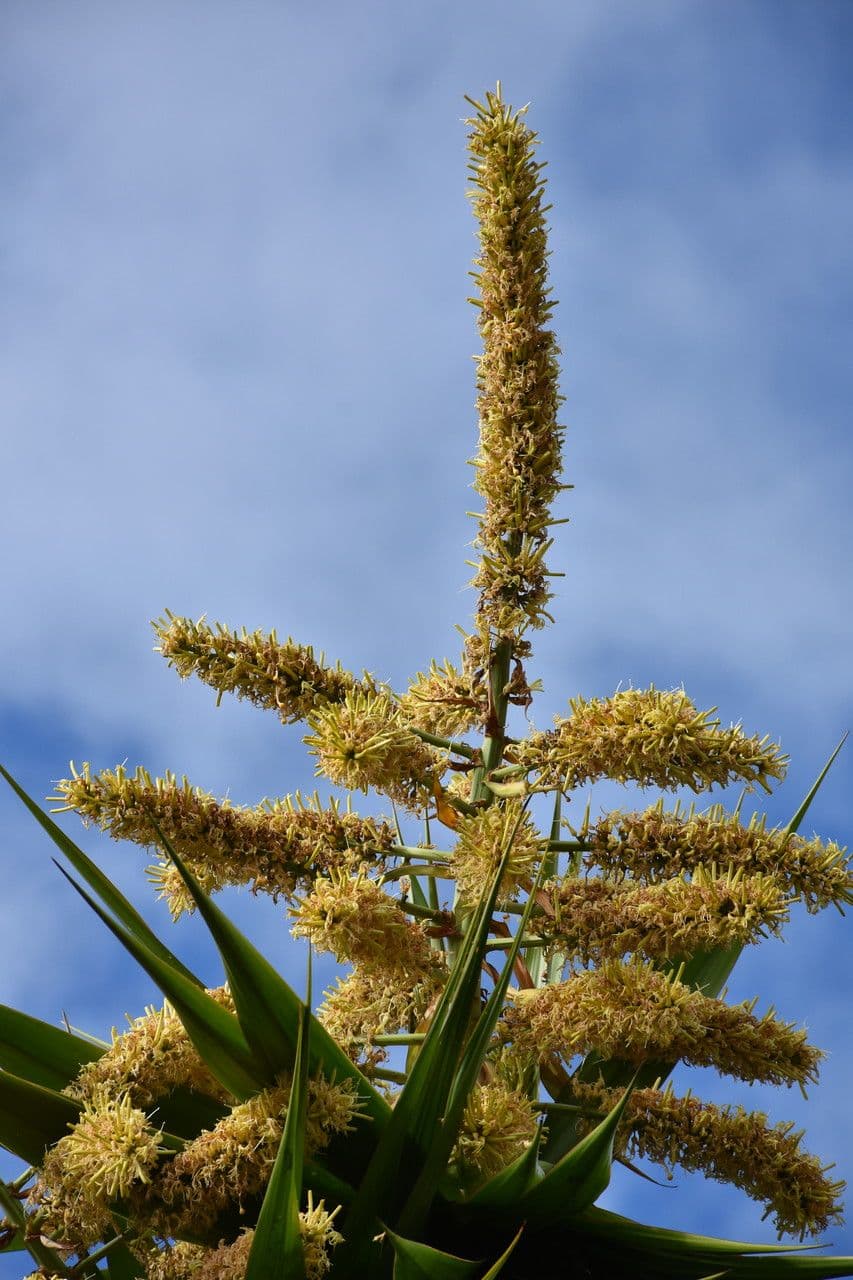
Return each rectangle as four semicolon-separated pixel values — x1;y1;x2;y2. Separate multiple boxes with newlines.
467;85;565;639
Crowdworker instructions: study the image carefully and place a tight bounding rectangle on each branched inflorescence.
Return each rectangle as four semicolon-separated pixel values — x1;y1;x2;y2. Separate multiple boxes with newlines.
17;86;850;1279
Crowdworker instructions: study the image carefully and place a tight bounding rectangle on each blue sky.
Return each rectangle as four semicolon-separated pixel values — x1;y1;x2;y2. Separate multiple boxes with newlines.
1;0;852;1267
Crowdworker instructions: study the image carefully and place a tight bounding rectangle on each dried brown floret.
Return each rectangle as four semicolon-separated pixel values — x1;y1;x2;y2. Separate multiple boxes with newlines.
515;687;787;793
588;800;852;913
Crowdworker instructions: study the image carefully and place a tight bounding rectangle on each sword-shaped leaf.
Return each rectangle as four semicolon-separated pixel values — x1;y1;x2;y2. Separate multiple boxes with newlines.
520;1078;635;1224
336;808;531;1273
245;964;311;1280
397;839;549;1237
462;1125;543;1210
0;766;202;987
0;1003;103;1091
569;1205;853;1278
0;1066;80;1164
152;823;390;1146
55;863;261;1101
386;1228;480;1279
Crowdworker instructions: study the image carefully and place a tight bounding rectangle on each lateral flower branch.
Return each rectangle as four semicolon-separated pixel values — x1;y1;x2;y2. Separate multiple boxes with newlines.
3;83;852;1280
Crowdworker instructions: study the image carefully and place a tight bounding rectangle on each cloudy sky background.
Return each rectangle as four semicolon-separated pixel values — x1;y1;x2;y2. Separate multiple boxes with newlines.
1;0;852;1266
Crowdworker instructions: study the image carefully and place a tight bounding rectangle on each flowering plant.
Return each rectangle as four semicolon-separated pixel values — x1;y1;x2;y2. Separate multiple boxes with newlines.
1;85;851;1280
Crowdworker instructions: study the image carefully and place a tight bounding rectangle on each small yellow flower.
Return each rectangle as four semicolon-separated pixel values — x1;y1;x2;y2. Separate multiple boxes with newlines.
304;689;439;809
516;686;787;793
452;798;542;905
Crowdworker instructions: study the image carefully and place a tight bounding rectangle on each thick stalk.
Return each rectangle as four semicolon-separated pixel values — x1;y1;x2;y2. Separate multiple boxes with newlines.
469;635;514;806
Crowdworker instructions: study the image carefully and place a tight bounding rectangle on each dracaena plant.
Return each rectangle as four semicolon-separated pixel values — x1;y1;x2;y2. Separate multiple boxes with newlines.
1;84;851;1280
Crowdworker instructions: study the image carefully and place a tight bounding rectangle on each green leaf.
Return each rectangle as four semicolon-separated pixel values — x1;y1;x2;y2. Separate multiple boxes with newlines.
101;1242;147;1278
337;806;532;1271
386;1226;524;1280
521;1078;635;1223
0;766;202;987
0;1067;81;1164
151;821;390;1141
55;862;262;1101
245;968;311;1280
397;830;550;1238
0;1003;103;1092
568;1206;853;1279
526;791;561;990
462;1126;542;1210
480;1226;525;1279
785;734;847;836
386;1228;480;1280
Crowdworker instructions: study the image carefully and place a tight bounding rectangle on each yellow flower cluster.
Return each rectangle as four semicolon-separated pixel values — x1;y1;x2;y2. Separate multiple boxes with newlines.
588;800;852;913
54;764;394;916
318;965;446;1067
290;869;433;972
33;1088;167;1251
148;1074;357;1236
503;959;821;1088
515;687;787;792
453;798;542;905
304;690;440;809
466;86;565;638
67;997;230;1110
570;1080;845;1240
137;1195;342;1279
399;658;486;738
450;1081;540;1185
153;611;374;724
545;865;789;964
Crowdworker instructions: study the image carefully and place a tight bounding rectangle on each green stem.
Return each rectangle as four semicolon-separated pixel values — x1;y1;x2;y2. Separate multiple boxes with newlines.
396;900;454;923
486;936;549;950
70;1235;129;1275
470;636;514;806
547;839;591;852
0;1182;75;1278
410;728;478;760
369;1033;426;1047
382;865;452;885
373;1067;409;1084
389;845;452;862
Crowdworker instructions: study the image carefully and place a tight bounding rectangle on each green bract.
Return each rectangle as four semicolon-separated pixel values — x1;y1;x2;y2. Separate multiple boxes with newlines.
2;84;852;1280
